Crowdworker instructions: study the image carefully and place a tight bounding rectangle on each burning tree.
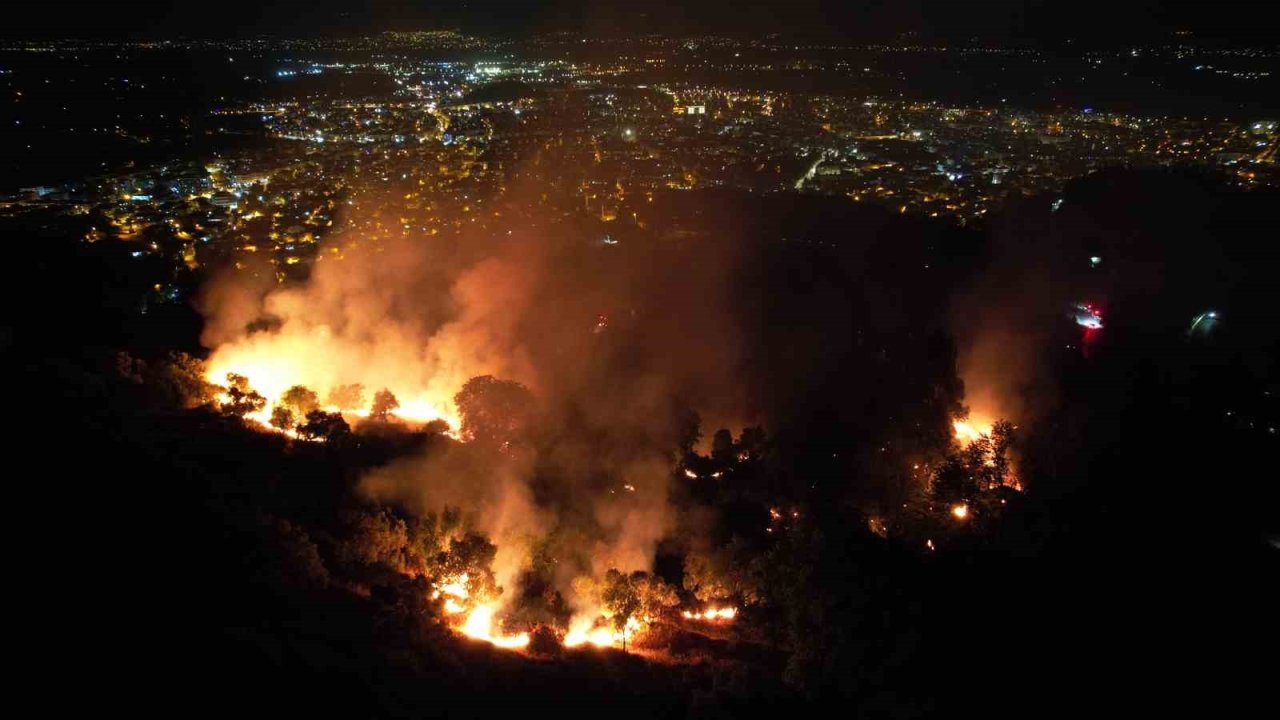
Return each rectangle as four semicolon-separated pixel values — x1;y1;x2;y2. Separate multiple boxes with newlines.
711;428;736;465
270;405;295;431
932;419;1019;522
436;532;501;604
298;409;351;442
280;385;320;418
600;570;641;649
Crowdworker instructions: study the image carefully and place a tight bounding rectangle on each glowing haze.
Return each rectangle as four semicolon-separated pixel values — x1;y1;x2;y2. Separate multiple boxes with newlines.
197;176;759;647
200;233;544;429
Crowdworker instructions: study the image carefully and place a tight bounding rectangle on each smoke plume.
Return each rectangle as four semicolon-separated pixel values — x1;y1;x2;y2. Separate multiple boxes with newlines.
197;174;758;612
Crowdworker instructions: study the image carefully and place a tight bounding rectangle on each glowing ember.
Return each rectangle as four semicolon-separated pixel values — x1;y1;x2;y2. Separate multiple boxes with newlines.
951;504;969;520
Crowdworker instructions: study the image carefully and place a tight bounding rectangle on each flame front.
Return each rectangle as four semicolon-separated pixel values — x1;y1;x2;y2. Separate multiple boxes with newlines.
433;575;530;649
459;604;531;649
564;614;649;648
681;606;738;622
205;345;462;435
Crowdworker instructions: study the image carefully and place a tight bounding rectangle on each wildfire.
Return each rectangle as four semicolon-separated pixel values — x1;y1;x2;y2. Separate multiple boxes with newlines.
951;504;969;520
952;412;1024;490
432;575;530;649
952;418;992;443
436;574;470;600
564;615;648;649
682;606;738;622
459;604;531;649
206;358;461;437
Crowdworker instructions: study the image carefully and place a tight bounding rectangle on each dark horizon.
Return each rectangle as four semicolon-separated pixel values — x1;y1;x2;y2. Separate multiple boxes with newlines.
6;1;1277;45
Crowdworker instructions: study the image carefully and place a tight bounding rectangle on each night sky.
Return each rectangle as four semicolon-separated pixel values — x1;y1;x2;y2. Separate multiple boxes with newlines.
6;0;1274;44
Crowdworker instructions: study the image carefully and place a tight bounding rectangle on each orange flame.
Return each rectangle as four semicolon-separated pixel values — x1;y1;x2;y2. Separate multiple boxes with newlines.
206;356;461;437
952;418;991;443
564;615;647;648
682;606;738;621
459;604;530;649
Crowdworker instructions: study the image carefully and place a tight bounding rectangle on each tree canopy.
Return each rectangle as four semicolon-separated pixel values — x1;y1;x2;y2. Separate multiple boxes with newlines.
454;375;535;447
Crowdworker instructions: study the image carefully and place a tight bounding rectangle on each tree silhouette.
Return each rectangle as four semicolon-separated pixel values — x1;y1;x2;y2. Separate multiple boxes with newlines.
270;405;295;431
222;373;265;418
712;428;735;466
987;420;1016;489
298;409;350;442
422;418;451;435
674;407;702;457
736;426;767;461
281;385;319;418
370;388;400;419
454;375;535;446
